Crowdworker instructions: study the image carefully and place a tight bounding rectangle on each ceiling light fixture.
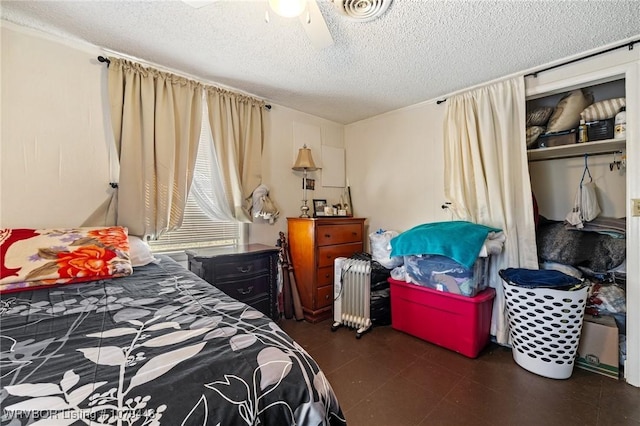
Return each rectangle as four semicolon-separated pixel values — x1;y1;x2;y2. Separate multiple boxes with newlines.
268;0;307;18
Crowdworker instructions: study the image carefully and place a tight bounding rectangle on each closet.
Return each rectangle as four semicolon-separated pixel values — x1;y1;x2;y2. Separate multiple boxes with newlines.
524;47;639;386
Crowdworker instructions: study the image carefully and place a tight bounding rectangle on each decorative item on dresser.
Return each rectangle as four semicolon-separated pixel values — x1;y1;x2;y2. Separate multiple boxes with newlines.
186;244;280;321
287;217;366;323
292;145;319;218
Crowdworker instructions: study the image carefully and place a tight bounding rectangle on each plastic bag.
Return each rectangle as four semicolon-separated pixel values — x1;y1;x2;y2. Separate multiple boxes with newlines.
369;229;403;269
565;157;600;228
249;184;280;224
580;181;600;222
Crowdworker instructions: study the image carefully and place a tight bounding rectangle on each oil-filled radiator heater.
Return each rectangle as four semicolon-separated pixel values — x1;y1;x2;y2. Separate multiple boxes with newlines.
331;257;372;338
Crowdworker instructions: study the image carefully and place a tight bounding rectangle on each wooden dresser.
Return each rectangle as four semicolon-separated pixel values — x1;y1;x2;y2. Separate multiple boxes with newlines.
186;244;280;321
287;217;366;323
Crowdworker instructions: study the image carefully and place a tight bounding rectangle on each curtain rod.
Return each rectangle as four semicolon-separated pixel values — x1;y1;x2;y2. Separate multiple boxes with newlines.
528;149;623;163
525;39;639;78
96;56;272;110
437;38;639;105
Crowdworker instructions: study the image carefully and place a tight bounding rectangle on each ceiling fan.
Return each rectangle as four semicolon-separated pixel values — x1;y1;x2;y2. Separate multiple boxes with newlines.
182;0;392;50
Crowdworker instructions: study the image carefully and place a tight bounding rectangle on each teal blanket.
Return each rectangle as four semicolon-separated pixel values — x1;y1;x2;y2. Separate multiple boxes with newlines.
390;221;502;269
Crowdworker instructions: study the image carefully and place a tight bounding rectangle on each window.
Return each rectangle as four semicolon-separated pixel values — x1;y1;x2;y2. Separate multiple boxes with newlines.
148;103;242;252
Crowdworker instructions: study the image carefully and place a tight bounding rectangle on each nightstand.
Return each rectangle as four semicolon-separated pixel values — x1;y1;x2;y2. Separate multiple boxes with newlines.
186;244;280;321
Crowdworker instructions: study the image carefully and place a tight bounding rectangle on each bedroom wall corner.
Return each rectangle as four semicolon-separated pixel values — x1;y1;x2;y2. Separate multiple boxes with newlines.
247;104;345;246
344;101;449;245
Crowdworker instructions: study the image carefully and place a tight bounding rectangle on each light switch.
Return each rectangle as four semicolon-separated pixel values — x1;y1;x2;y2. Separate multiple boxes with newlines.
633;199;640;217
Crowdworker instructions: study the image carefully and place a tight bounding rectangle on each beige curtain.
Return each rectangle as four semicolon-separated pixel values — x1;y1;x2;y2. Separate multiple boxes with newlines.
444;77;538;345
205;87;265;222
107;57;203;239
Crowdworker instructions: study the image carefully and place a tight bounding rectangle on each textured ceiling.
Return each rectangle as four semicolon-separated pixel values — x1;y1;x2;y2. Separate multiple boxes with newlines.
2;0;639;124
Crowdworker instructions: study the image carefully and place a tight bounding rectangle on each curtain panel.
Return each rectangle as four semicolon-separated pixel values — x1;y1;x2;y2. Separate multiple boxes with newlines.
205;87;265;223
443;76;538;345
107;57;203;239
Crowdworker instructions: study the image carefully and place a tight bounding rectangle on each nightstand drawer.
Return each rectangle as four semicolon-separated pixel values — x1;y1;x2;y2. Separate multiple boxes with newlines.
317;242;362;268
316;224;363;246
210;256;270;280
186;245;279;321
215;275;270;302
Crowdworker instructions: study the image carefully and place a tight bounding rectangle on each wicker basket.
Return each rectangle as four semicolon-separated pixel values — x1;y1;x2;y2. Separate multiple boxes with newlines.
501;278;589;379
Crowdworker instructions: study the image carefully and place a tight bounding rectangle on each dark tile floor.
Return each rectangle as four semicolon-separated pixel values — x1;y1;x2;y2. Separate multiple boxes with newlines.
280;319;640;426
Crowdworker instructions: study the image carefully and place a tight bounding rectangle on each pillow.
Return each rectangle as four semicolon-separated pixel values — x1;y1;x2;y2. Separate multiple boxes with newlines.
546;89;594;133
580;97;625;121
0;226;132;294
526;106;554;127
129;235;157;267
526;126;545;149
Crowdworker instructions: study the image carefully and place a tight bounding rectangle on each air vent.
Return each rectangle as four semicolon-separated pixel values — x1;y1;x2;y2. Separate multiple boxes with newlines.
332;0;392;22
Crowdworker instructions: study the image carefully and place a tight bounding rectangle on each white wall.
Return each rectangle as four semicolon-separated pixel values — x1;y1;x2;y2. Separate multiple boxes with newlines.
1;24;112;228
250;104;345;246
0;23;344;250
344;101;449;247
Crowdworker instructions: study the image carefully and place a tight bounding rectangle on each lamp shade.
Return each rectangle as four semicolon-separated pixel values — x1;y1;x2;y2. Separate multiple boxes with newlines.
293;146;318;171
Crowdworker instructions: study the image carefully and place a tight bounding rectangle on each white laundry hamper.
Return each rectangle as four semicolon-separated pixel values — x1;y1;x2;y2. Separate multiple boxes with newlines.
500;270;589;380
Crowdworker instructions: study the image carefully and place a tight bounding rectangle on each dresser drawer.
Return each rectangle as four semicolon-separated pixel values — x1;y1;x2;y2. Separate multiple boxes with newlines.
317;242;363;268
317;266;334;287
208;255;271;280
316;224;362;246
316;284;334;309
214;275;270;302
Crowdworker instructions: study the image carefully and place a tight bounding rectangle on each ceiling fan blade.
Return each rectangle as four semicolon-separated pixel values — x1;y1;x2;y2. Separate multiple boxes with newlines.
181;0;219;8
299;0;334;49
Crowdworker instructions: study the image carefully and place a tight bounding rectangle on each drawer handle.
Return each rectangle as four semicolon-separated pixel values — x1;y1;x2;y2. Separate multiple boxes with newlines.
325;294;330;300
325;273;330;278
237;286;254;295
237;265;253;273
324;234;331;238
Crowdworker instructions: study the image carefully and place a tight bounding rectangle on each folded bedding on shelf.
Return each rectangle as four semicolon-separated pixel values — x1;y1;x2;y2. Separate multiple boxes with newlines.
537;219;626;273
565;216;626;237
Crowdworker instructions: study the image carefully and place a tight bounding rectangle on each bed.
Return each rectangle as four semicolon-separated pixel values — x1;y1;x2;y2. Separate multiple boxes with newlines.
0;227;346;425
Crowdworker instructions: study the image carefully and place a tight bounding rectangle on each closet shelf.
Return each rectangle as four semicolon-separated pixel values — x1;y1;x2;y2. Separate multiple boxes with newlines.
527;138;625;162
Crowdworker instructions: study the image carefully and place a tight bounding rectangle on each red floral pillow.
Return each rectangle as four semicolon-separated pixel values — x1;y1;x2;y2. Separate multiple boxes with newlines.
0;227;132;294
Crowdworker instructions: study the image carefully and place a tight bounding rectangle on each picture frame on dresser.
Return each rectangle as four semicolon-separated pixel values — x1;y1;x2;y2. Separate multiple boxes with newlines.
313;199;327;217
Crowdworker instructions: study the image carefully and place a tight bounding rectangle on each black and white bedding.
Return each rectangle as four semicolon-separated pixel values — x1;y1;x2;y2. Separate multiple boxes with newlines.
1;255;345;425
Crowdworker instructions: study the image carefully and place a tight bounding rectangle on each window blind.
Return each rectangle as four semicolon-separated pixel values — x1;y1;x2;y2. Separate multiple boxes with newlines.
147;196;239;251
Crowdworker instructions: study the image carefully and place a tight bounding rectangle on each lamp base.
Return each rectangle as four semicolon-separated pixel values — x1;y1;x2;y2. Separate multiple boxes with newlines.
300;200;310;218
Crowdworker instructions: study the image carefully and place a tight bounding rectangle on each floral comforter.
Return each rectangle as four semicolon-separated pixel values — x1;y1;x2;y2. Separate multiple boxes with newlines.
0;255;346;425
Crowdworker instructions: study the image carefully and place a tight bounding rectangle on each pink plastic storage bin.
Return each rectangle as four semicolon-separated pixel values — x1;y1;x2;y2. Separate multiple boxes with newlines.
389;278;496;358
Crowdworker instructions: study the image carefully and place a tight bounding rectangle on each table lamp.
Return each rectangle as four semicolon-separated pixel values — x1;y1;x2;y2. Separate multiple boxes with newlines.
292;145;318;217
